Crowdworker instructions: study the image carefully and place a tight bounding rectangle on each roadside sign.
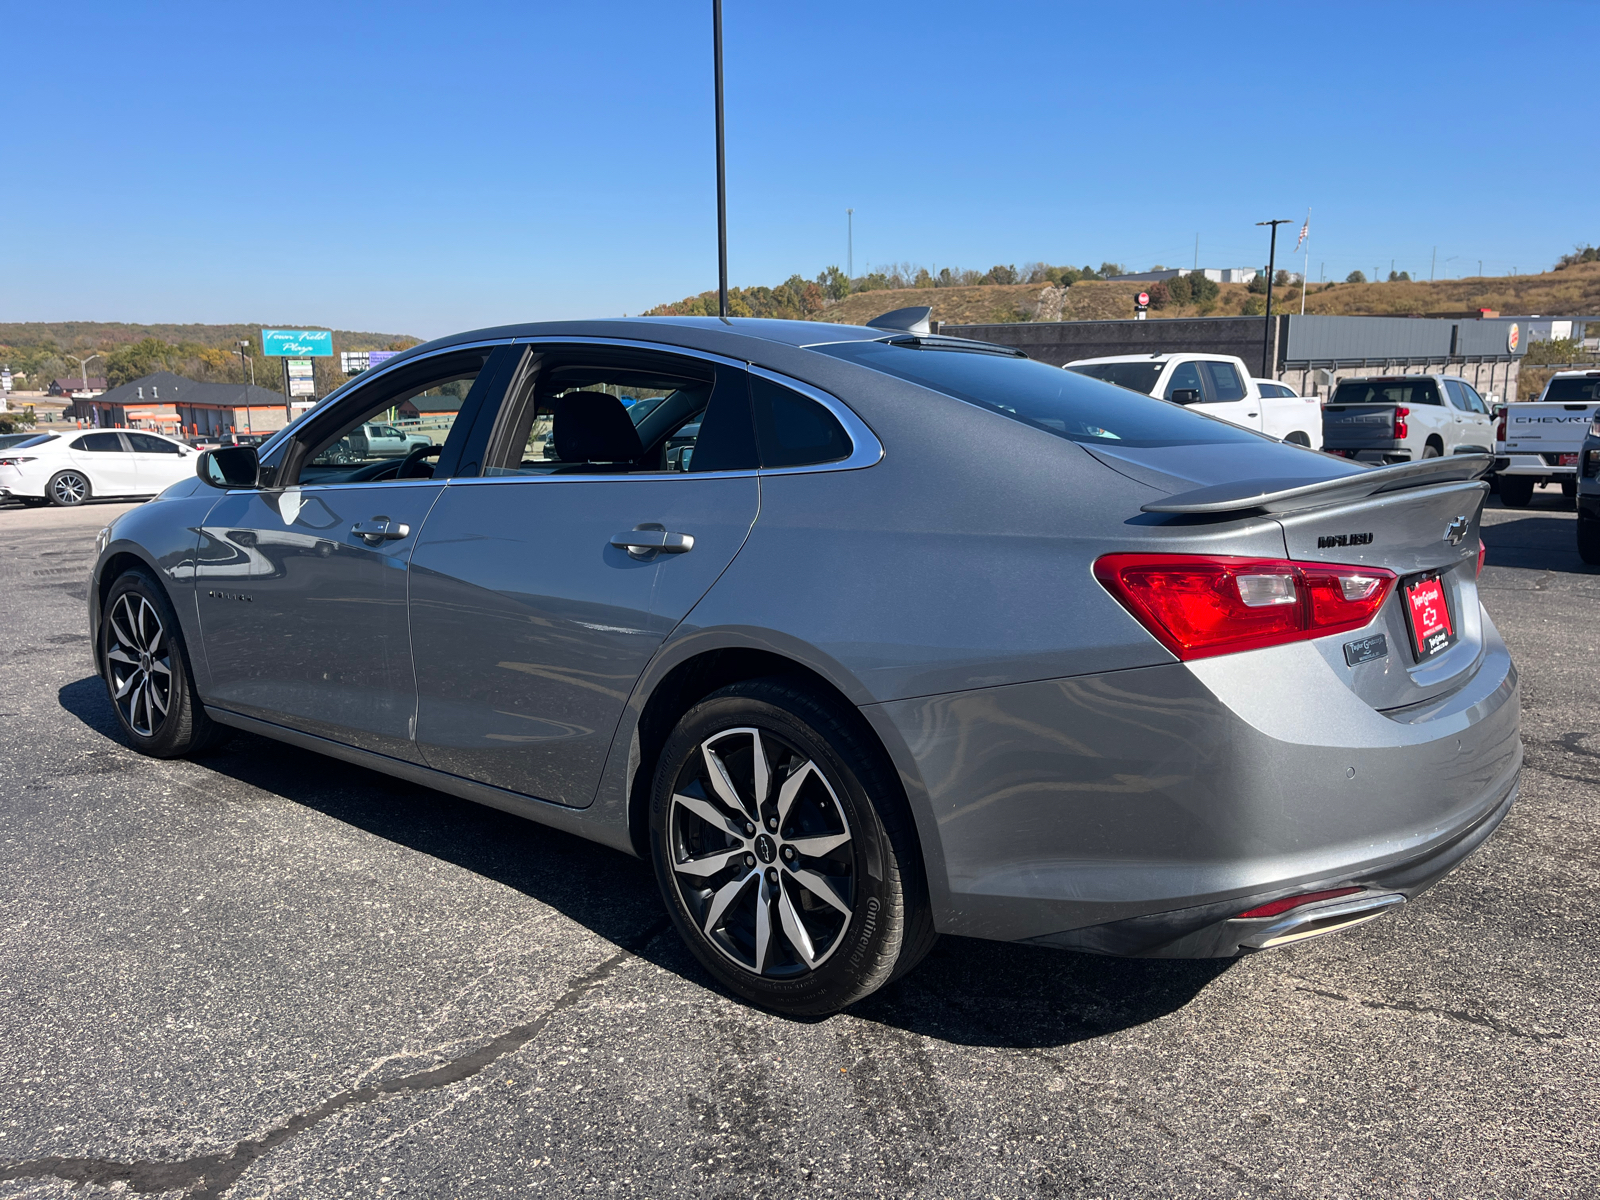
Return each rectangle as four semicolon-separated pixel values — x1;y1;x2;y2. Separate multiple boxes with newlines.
1137;291;1150;306
286;359;317;397
340;349;402;375
1507;323;1520;353
262;329;333;357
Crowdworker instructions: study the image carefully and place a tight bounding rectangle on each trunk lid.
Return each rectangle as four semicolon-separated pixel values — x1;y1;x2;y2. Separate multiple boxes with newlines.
1502;401;1599;456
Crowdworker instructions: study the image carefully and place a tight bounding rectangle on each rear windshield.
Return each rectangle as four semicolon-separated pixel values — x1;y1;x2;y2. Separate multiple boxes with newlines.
1542;377;1600;402
14;433;59;448
1064;361;1164;394
1331;380;1443;407
813;341;1261;448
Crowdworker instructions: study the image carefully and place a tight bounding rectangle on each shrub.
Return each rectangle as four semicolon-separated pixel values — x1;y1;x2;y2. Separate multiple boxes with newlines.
1345;270;1367;284
1165;274;1193;306
1189;273;1219;304
1146;281;1171;309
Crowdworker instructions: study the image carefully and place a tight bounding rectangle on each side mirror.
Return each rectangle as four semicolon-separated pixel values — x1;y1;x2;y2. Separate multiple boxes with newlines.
198;445;260;489
1169;388;1202;405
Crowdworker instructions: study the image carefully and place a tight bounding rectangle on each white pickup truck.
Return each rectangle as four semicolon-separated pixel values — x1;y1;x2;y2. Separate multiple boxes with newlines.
1063;353;1322;446
1494;370;1600;507
1320;374;1495;464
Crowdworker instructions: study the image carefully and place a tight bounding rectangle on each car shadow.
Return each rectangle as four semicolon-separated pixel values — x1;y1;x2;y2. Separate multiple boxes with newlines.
1481;513;1598;574
58;675;1233;1048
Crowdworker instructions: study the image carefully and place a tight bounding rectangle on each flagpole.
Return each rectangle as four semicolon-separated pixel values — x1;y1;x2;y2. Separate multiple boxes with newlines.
1300;208;1311;316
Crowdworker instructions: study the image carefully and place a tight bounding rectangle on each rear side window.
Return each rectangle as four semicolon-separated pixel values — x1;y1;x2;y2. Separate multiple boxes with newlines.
751;376;851;468
1200;361;1246;402
73;433;125;452
1065;361;1163;394
813;340;1262;448
1543;376;1600;402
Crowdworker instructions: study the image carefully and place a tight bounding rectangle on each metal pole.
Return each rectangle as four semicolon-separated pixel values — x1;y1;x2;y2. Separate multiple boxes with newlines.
846;209;853;279
1193;233;1198;270
1430;246;1436;282
712;0;728;319
1257;219;1291;378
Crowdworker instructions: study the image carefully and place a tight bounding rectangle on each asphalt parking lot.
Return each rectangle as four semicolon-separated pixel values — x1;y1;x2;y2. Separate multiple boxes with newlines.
0;489;1594;1200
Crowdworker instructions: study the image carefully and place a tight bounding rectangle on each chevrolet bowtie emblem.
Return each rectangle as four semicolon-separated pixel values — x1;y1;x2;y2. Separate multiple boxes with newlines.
1445;516;1470;546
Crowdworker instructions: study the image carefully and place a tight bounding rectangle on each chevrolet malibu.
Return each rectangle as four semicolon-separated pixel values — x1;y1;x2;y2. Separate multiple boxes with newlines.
88;317;1521;1015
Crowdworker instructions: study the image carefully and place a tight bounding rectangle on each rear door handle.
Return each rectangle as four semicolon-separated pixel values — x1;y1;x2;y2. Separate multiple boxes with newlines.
352;517;411;545
611;524;694;560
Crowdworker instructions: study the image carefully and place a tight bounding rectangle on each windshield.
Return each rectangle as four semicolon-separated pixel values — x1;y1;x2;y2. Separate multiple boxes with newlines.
1543;377;1600;402
814;341;1262;447
14;433;59;449
1065;361;1164;394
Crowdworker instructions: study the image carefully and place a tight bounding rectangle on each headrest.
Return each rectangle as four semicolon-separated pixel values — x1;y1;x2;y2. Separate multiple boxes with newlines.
552;392;644;464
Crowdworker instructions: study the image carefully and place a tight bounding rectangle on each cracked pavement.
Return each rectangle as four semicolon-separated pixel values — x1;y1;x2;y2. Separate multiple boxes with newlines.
0;490;1595;1199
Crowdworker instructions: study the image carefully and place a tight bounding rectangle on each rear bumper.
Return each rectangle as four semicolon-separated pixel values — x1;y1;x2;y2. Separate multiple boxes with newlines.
873;607;1521;949
1498;453;1571;477
1327;447;1411;464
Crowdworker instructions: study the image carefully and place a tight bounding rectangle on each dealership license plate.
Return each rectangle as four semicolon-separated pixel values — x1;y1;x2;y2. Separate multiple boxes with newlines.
1560;453;1579;466
1403;574;1456;660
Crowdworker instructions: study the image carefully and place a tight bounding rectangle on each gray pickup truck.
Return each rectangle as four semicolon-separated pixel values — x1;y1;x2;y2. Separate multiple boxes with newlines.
1322;375;1495;463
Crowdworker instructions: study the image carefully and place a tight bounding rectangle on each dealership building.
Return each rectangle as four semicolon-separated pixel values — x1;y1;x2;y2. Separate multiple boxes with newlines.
68;371;296;436
941;313;1534;401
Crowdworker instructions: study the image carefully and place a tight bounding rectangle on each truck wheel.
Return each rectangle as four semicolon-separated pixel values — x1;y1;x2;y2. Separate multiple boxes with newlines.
1561;479;1577;499
1499;476;1534;507
1579;515;1600;565
1422;440;1442;459
1284;431;1311;447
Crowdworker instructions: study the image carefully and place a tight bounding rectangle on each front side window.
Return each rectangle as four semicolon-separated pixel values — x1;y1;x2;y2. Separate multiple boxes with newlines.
482;349;757;476
1164;361;1205;403
127;433;181;454
1460;384;1489;413
73;433;126;452
298;352;489;484
813;340;1262;448
1200;360;1246;402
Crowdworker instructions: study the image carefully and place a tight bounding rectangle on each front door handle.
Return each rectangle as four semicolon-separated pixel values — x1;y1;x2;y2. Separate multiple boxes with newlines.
610;524;694;560
352;517;411;546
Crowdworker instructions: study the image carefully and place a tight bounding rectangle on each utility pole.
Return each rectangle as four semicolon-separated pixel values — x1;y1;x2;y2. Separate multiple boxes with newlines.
1431;246;1437;282
847;208;854;279
1256;219;1291;378
1193;233;1199;270
712;0;728;319
1478;259;1483;277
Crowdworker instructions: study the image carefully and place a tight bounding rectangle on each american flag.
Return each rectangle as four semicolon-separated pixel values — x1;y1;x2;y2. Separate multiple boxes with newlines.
1295;214;1310;251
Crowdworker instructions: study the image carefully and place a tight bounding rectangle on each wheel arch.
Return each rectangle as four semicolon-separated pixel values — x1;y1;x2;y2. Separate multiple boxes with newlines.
615;635;944;916
93;545;180;675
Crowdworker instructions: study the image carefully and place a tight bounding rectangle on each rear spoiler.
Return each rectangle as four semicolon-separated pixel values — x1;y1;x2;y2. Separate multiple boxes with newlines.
1142;454;1492;516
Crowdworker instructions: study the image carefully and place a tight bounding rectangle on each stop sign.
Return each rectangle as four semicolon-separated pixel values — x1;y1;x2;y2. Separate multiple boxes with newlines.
1137;291;1150;306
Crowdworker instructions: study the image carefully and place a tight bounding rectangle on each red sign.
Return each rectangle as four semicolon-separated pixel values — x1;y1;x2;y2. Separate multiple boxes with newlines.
1137;292;1150;306
1404;576;1455;658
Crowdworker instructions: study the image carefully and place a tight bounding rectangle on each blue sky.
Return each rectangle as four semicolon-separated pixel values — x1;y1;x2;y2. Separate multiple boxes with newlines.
4;1;1593;338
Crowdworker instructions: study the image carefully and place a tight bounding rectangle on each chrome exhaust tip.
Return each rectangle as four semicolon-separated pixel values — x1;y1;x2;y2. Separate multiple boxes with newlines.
1234;892;1406;950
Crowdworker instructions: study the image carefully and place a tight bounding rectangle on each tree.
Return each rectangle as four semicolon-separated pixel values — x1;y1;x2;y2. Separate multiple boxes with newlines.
1078;264;1100;281
1146;281;1171;310
1241;295;1266;316
1274;269;1292;288
1388;270;1411;281
982;264;1018;286
817;266;849;301
1345;270;1367;284
1555;245;1600;270
1188;273;1219;304
1165;274;1193;306
1098;262;1125;279
1247;270;1268;294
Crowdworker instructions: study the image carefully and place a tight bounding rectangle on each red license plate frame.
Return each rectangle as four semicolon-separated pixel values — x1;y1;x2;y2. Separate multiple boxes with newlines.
1402;572;1456;661
1559;452;1579;466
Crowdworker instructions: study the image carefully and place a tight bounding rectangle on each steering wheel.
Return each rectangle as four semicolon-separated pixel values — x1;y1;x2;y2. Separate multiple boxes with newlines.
396;443;441;479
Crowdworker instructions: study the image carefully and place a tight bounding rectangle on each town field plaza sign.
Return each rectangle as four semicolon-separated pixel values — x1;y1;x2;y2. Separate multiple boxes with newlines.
261;330;333;357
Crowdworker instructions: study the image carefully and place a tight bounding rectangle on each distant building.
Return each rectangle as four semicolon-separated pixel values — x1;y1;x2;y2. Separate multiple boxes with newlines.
49;377;107;397
1107;268;1270;286
69;371;292;436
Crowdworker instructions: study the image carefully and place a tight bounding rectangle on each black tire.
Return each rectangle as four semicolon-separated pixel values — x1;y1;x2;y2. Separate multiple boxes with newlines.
1284;431;1311;447
46;470;91;507
1561;478;1577;499
1499;476;1535;507
1422;440;1442;459
1579;514;1600;566
650;678;936;1015
101;568;221;758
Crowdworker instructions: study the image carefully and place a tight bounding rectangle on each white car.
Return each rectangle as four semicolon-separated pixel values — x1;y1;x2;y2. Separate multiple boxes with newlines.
1064;353;1322;447
0;429;199;507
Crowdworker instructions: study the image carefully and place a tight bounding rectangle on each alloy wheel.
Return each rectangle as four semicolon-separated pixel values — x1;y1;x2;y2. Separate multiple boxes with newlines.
667;726;855;977
105;593;172;738
52;473;87;505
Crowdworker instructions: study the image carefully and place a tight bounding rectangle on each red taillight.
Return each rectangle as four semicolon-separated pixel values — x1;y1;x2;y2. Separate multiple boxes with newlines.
1093;554;1398;660
1234;887;1363;919
1495;414;1507;443
1477;540;1487;577
1393;405;1410;440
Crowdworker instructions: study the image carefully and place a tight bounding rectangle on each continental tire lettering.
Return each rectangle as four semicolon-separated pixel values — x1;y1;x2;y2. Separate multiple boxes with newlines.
848;896;881;967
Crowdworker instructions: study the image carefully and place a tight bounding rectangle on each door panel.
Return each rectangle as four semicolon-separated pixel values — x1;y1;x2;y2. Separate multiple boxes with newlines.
125;432;194;494
409;474;759;806
70;433;141;492
196;482;445;759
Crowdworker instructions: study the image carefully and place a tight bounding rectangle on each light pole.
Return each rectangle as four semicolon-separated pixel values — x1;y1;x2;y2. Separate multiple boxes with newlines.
712;0;728;319
1256;219;1292;378
847;208;853;279
1445;255;1459;279
65;353;102;391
